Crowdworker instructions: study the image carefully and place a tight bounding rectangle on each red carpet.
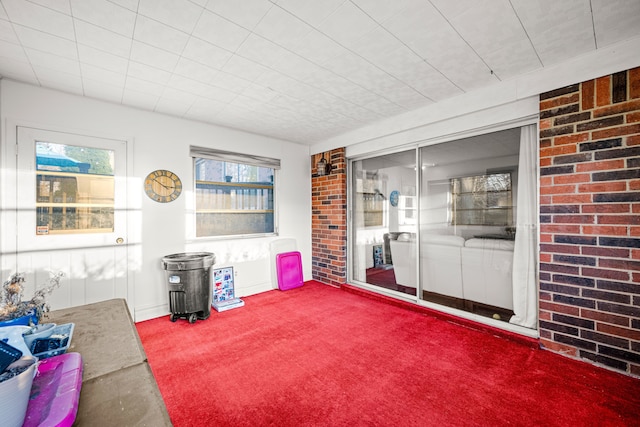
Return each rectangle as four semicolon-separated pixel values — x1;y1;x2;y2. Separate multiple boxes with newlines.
136;281;640;426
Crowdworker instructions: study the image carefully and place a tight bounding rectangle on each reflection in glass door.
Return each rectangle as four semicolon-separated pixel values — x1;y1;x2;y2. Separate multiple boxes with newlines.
349;127;538;329
350;150;417;297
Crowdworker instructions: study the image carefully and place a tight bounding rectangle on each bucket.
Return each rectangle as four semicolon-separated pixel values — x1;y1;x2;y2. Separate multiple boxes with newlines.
0;357;38;427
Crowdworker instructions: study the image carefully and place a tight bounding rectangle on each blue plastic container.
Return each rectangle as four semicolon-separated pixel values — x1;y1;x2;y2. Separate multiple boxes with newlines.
0;311;39;328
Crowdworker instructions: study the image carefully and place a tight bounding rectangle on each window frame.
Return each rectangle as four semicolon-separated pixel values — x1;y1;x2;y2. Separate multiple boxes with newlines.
190;146;280;239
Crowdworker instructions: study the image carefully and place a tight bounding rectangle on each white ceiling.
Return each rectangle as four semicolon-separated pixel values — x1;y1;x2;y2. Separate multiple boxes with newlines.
1;0;639;145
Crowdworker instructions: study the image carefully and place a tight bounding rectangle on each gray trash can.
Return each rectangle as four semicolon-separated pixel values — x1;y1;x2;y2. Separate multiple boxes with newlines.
161;252;215;323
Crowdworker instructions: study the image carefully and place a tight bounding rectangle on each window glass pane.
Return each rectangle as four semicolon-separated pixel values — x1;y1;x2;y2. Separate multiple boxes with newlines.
36;141;114;235
451;173;513;226
195;158;275;237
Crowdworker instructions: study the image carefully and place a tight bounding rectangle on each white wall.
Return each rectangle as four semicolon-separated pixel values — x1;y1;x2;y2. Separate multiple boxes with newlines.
0;80;312;321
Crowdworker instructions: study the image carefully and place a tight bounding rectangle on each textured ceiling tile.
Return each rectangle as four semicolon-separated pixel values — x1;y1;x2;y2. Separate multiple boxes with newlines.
133;15;189;54
77;44;129;74
109;0;139;12
511;0;594;65
240;83;279;103
70;0;136;37
204;0;273;30
481;37;542;79
130;41;180;72
121;88;159;110
0;19;18;43
382;1;494;91
138;0;203;33
33;67;83;92
80;62;126;86
125;75;165;95
210;70;251;92
289;29;349;65
127;61;172;85
2;0;75;39
181;37;232;70
0;57;38;83
74;20;132;58
155;96;193;117
221;55;268;81
192;9;250;52
13;25;77;59
26;48;80;75
0;38;29;61
318;1;378;48
82;78;124;103
236;34;288;67
173;57;217;83
352;0;419;23
592;0;640;47
253;6;313;51
276;0;346;27
28;0;71;14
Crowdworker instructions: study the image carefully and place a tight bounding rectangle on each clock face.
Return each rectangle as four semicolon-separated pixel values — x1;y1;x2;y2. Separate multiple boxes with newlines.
144;169;182;203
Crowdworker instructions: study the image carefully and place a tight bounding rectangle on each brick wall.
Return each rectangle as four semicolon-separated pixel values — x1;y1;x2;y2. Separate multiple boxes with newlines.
539;67;640;376
311;148;347;286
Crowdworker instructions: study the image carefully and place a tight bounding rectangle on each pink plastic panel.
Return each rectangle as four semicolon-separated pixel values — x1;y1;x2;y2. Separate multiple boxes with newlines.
23;352;83;427
276;251;303;291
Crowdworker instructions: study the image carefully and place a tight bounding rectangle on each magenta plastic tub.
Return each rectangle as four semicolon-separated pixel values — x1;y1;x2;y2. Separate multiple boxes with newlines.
23;352;83;427
276;251;304;291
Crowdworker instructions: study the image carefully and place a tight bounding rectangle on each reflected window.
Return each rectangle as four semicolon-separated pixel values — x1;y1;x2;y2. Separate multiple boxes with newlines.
35;141;115;235
450;173;513;226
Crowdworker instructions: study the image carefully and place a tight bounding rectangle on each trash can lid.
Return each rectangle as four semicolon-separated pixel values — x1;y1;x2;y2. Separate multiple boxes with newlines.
161;252;215;270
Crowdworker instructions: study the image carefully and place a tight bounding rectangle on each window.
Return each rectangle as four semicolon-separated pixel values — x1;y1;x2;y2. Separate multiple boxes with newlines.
450;173;513;226
191;146;279;237
35;141;115;235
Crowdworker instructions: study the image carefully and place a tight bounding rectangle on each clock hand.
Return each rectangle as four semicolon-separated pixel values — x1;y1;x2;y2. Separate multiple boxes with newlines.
153;179;174;190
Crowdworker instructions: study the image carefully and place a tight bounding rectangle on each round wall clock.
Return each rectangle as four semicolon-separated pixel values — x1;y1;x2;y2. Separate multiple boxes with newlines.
389;190;399;207
144;169;182;203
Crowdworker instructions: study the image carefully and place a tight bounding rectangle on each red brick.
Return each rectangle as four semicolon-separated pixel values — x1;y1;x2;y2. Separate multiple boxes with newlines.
581;308;630;326
576;159;625;172
632;249;640;259
597;214;640;225
596;75;611;107
552;215;594;224
582;79;595;110
540;224;581;234
540;93;580;111
630;66;640;99
539;301;580;316
539;310;552;321
553;132;590;146
578;182;627;193
539;339;579;357
539;252;552;262
539;234;553;243
597;323;640;341
541;243;581;254
628;180;640;190
540;158;552;167
540;118;553;130
540;138;552;148
540;184;575;195
554;174;591;184
632;227;640;237
581;246;630;258
582;225;628;235
633;204;640;213
552;194;592;204
540;144;577;158
540;194;552;205
581;267;630;281
582;203;630;213
540;176;553;186
626;135;640;147
599;258;640;271
592;123;640;140
593;99;640;118
628;112;640;123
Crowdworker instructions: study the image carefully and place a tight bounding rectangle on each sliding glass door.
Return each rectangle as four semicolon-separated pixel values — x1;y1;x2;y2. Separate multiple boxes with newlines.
350;150;417;297
349;126;538;329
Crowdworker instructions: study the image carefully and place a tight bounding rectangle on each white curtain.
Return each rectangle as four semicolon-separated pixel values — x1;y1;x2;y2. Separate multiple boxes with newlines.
510;124;538;328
